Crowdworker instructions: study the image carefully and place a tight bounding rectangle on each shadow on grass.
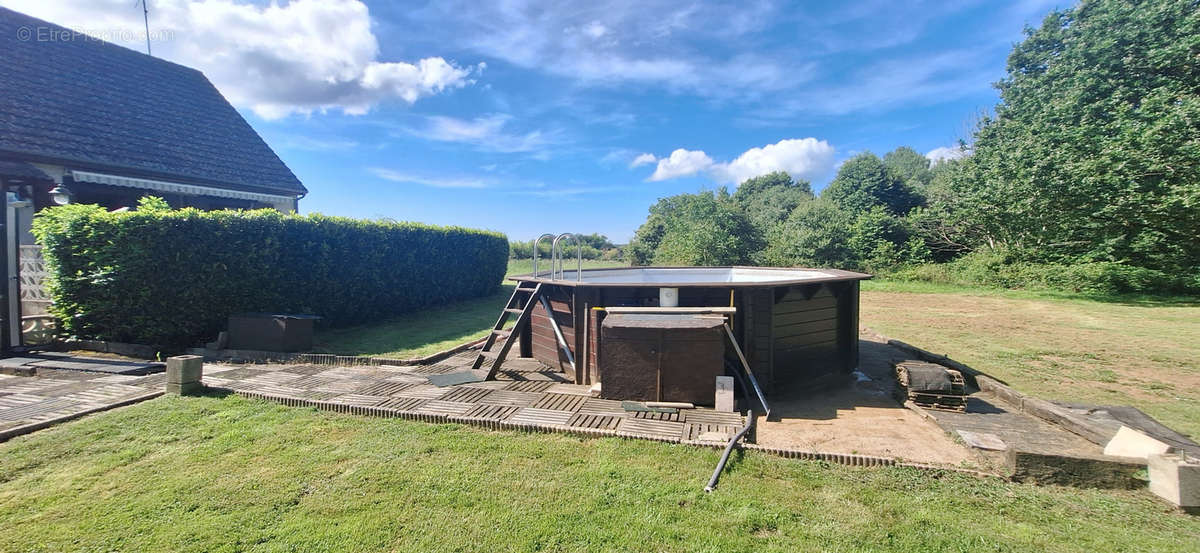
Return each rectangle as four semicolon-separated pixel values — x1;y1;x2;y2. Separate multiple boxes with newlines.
311;284;515;359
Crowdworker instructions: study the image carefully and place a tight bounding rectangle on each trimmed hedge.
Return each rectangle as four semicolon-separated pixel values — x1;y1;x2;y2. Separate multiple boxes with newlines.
32;205;509;347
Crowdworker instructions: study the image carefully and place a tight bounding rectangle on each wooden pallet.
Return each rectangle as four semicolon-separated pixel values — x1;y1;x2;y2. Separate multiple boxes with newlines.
894;360;966;413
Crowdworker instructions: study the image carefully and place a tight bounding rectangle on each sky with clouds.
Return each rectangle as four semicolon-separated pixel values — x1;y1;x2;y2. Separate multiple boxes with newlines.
2;0;1067;241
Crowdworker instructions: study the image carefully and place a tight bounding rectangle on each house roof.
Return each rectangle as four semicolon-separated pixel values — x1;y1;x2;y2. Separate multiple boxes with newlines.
0;160;51;182
0;7;306;197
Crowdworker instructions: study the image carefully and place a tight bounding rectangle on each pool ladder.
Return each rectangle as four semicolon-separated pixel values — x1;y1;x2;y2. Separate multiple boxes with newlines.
532;233;581;281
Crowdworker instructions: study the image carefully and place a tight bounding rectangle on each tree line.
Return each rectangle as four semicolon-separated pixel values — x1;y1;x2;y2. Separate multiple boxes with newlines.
627;0;1199;295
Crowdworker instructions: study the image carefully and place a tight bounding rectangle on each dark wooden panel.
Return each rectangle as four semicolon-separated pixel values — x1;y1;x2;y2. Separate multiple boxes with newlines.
776;333;839;350
775;318;839;339
773;296;838;315
772;307;839;327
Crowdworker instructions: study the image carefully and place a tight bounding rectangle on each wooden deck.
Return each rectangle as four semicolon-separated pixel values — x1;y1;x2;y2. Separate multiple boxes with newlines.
203;351;746;445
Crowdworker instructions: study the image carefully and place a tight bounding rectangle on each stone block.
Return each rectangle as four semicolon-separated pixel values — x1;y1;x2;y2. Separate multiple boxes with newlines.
166;355;203;385
715;376;735;412
1148;453;1200;509
1007;449;1144;489
1104;426;1171;460
165;381;203;396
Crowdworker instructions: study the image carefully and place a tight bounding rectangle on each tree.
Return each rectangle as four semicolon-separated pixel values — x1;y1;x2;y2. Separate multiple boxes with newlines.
882;146;933;189
822;152;924;216
628;191;762;266
959;0;1200;273
762;199;855;268
730;171;815;232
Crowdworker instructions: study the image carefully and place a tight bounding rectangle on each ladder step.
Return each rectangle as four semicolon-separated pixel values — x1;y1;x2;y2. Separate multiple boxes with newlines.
492;329;512;339
503;308;524;315
516;285;538;292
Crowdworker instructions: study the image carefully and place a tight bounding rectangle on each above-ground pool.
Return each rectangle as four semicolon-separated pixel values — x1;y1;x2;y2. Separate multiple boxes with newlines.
507;266;872;396
531;266;857;285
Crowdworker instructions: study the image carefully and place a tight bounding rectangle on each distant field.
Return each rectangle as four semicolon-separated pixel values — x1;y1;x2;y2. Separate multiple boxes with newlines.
2;393;1196;552
313;259;626;359
861;280;1200;439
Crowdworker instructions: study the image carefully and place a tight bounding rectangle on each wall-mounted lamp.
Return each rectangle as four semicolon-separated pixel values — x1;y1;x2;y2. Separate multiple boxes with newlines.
49;184;72;205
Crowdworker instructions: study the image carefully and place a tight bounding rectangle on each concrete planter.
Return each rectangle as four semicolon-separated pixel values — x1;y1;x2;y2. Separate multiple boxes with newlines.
166;355;203;396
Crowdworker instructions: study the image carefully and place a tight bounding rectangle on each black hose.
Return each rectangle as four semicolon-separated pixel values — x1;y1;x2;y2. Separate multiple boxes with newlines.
704;408;755;493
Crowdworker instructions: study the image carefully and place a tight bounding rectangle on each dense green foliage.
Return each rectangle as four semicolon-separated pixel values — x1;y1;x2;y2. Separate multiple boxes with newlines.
628;190;762;266
824;152;924;216
730;171;815;232
922;0;1199;277
32;204;508;346
508;232;621;260
630;0;1198;294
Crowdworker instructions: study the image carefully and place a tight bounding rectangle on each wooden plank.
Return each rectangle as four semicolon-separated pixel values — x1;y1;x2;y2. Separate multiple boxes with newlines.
683;409;744;426
438;387;492;403
773;296;838;315
616;417;685;440
773;318;839;336
413;400;474;416
461;404;519;421
775;329;840;348
504;381;554;393
772;307;839;326
353;381;415;396
509;407;574;426
566;413;620;430
531;392;587;411
377;397;426;411
476;389;542;407
603;307;737;314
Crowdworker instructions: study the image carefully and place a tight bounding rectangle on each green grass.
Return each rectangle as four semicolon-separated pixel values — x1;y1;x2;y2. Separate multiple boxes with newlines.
313;259;627;359
2;393;1197;553
861;279;1200;439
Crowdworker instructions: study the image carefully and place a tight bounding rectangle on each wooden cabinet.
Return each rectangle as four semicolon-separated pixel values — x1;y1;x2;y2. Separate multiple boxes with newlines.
599;314;725;405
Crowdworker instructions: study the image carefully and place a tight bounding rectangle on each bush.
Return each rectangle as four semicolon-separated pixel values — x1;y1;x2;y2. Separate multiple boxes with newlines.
887;250;1191;295
33;204;509;347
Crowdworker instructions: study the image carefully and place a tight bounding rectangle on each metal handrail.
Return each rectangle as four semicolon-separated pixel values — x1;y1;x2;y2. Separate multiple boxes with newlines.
551;233;582;281
531;233;555;278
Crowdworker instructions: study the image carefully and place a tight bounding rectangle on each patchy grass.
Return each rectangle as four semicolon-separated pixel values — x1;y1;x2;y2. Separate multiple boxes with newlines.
313;259;626;359
2;393;1197;553
861;279;1200;439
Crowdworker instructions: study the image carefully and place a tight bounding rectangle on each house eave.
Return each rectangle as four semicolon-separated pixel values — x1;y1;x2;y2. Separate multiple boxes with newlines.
0;150;305;198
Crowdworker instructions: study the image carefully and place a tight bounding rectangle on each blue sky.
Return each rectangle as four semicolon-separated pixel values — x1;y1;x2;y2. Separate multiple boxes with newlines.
6;0;1068;242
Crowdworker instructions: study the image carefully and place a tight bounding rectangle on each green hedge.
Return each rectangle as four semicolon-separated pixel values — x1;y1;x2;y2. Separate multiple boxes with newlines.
32;205;509;347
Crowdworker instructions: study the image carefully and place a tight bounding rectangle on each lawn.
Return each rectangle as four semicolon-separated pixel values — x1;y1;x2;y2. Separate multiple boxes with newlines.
313;259;627;359
2;393;1196;553
861;280;1200;439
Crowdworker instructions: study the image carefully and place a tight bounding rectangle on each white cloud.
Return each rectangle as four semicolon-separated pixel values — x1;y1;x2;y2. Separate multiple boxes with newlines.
2;0;480;119
643;138;837;185
413;1;806;97
369;168;489;189
400;114;557;157
629;153;657;168
925;145;970;165
581;21;609;38
648;149;715;181
714;138;836;185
